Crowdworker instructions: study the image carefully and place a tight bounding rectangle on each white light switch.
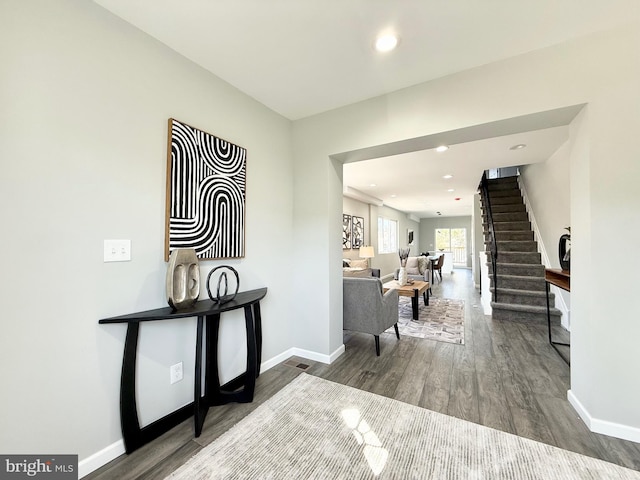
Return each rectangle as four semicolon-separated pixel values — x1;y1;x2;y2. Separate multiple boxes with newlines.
104;239;131;262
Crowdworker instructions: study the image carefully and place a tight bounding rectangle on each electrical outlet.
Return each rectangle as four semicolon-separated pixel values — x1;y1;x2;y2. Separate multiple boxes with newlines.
170;362;183;384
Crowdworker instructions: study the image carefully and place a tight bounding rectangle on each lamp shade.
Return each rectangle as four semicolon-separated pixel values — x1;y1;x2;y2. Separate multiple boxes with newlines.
359;246;375;258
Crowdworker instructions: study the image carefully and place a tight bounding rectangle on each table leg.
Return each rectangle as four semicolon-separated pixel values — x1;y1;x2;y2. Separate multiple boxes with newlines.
120;322;142;453
194;316;207;437
412;289;419;320
253;302;262;378
546;281;570;365
423;289;429;306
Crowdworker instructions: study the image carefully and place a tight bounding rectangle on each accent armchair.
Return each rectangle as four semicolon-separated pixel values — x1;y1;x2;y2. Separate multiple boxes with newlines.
343;277;399;356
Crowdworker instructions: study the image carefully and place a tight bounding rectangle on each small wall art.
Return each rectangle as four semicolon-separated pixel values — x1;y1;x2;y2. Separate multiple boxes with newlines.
351;216;364;249
165;119;246;261
343;214;352;250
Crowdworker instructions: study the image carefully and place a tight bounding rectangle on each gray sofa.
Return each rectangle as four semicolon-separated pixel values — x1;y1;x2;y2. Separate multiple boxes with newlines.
394;255;435;283
343;277;399;356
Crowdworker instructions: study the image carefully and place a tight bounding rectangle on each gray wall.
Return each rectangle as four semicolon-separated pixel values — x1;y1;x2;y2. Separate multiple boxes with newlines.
419;216;473;267
0;0;294;468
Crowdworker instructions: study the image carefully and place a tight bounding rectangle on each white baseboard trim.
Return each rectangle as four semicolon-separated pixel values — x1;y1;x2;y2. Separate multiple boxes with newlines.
261;344;345;370
568;390;640;443
291;344;346;364
79;439;125;478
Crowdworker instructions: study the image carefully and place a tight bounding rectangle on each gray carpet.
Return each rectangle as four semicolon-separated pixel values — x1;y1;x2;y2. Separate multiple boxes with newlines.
385;297;464;345
166;374;640;479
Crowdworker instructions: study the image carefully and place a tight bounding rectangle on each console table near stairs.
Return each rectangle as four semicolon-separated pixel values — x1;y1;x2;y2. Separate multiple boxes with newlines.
545;269;570;365
99;287;267;454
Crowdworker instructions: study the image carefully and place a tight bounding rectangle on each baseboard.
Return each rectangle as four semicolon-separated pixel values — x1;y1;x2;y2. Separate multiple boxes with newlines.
568;390;640;443
291;344;345;364
78;439;125;478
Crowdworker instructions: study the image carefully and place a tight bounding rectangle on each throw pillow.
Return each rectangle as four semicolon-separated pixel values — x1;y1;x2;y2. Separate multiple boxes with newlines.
417;256;430;274
350;258;368;269
405;257;419;275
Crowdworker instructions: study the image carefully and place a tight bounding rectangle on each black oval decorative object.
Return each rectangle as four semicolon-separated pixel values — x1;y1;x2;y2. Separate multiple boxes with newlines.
206;266;240;304
559;234;571;271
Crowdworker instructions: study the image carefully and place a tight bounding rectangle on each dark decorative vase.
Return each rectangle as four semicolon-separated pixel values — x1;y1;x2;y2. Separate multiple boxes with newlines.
559;234;571;271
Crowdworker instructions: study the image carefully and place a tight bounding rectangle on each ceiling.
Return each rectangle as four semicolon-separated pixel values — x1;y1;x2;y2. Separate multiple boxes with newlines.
93;0;638;218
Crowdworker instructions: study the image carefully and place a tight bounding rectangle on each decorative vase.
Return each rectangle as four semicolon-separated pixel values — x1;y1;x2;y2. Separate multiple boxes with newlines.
398;267;407;286
166;248;200;310
559;234;570;271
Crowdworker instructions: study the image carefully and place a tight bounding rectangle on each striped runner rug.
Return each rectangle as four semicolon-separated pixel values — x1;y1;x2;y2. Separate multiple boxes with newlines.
166;374;640;479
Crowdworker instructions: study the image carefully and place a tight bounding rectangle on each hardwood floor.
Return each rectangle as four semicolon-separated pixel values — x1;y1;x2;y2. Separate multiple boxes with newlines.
86;269;640;479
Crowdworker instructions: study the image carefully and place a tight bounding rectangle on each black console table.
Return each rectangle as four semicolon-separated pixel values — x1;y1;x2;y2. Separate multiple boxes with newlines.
99;287;267;454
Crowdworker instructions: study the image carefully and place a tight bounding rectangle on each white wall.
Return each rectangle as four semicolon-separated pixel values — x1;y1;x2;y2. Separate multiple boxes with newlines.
520;139;572;324
0;0;293;471
291;22;640;441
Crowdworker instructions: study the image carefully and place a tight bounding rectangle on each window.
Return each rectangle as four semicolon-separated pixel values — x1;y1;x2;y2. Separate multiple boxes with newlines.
436;228;467;265
377;217;398;254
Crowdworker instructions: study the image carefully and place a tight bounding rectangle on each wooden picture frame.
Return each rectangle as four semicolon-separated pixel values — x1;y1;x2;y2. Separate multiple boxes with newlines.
165;118;246;261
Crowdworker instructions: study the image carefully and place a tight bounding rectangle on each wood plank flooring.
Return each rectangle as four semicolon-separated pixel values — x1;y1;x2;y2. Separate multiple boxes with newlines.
86;269;640;479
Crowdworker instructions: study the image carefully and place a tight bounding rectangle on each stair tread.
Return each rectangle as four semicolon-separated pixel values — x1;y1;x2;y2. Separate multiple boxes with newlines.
491;302;561;315
491;287;552;297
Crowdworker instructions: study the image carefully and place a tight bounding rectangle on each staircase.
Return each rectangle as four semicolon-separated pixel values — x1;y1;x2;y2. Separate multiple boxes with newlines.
479;176;562;323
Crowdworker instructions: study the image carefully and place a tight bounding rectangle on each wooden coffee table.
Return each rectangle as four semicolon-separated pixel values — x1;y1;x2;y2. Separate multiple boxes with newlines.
383;280;430;320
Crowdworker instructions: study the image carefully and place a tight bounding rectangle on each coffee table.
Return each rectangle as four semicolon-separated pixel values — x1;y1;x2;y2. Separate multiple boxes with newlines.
383;280;430;320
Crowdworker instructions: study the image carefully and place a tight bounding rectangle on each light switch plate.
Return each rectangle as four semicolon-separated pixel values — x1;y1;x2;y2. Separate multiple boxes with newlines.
104;239;131;262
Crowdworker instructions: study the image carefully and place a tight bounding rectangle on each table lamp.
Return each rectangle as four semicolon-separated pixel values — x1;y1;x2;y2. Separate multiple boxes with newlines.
359;245;375;268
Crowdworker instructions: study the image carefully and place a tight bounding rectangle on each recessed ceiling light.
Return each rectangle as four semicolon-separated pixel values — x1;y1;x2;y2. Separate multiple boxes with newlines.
436;145;449;152
510;144;527;150
369;183;377;187
375;34;399;52
443;174;453;179
390;194;397;198
447;189;455;192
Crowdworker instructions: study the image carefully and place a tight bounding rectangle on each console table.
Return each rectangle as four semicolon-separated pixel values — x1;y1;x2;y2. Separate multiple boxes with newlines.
545;269;570;365
99;287;267;454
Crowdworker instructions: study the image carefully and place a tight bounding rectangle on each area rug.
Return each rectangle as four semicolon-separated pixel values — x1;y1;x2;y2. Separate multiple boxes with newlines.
166;374;640;479
385;297;465;345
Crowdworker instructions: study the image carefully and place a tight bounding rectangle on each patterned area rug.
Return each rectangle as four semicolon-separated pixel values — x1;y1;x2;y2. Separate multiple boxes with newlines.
385;297;465;345
166;374;640;479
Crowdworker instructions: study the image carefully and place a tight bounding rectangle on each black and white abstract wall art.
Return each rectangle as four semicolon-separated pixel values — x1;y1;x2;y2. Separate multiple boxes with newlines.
351;216;364;249
165;119;246;260
343;214;351;250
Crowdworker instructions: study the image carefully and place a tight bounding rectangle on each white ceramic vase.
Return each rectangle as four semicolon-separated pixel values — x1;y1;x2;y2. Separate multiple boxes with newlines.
398;266;407;286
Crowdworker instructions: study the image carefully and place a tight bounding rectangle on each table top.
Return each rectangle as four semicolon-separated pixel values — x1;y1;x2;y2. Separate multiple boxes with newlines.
545;268;570;292
99;287;267;323
383;280;430;295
